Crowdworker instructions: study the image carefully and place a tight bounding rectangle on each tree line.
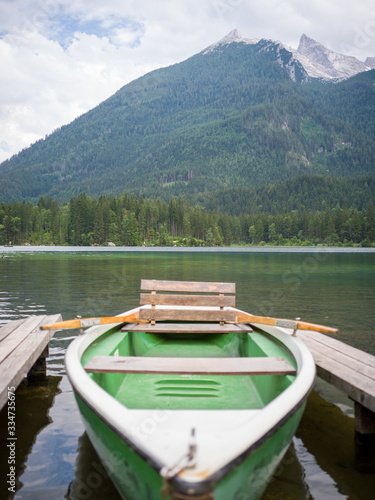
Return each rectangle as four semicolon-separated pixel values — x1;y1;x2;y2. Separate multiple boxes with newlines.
1;193;374;247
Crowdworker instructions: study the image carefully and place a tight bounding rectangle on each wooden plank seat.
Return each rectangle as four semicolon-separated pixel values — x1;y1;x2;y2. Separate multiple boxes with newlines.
122;323;252;334
122;279;252;334
84;355;297;376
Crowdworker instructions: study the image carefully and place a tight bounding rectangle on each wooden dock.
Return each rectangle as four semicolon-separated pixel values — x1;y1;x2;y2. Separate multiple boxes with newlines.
0;314;62;412
296;329;375;472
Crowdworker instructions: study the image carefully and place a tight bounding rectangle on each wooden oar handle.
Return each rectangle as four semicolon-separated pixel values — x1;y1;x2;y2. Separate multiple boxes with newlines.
296;321;339;335
40;311;142;331
40;318;82;330
275;318;339;334
236;312;339;335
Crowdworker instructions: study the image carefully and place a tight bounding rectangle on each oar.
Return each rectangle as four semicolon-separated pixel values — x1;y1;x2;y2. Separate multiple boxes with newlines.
235;311;339;334
40;311;145;331
41;310;338;335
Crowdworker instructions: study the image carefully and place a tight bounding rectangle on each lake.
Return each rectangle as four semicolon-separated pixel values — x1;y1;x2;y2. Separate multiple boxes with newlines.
0;247;374;499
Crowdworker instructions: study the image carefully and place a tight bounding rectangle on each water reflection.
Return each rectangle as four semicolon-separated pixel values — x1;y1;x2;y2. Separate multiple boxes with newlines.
296;390;375;499
0;376;62;500
262;439;310;499
12;377;84;500
68;433;121;500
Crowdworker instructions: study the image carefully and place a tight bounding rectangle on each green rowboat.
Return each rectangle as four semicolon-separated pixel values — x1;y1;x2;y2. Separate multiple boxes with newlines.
63;279;328;500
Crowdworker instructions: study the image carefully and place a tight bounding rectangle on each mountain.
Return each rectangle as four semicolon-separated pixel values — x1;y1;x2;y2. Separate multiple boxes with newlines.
203;29;308;83
293;34;375;80
0;31;374;204
205;30;375;81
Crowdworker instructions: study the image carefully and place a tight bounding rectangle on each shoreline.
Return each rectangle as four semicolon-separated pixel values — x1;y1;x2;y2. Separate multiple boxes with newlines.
2;245;375;253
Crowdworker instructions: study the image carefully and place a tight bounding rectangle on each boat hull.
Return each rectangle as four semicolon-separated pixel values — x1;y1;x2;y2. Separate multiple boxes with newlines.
74;392;162;499
66;306;315;500
74;389;305;500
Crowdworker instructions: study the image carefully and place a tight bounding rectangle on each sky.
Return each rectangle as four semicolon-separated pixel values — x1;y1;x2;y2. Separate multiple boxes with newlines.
1;0;375;164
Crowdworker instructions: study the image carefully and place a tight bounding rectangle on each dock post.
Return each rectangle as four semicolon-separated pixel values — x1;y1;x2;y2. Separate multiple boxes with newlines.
27;344;49;384
354;402;375;472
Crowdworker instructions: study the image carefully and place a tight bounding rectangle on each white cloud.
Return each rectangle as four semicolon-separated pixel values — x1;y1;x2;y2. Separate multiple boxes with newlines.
0;0;374;165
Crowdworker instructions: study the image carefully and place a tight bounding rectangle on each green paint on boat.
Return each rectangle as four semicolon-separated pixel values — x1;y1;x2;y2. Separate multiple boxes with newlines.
82;329;296;411
75;392;163;500
70;324;307;499
74;373;305;500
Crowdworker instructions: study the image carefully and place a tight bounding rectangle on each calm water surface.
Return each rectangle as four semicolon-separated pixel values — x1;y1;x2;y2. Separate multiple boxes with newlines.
0;248;374;499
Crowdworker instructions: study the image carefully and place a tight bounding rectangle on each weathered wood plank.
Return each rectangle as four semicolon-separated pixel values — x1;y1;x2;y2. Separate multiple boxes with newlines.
122;322;252;334
84;355;296;376
0;316;47;364
297;331;375;382
140;280;235;294
139;308;236;323
0;318;26;342
297;330;375;369
314;357;375;413
0;314;62;411
139;293;236;307
296;331;375;412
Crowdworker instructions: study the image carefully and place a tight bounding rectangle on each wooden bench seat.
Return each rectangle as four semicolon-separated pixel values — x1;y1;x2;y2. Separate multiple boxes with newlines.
126;279;252;334
122;323;252;334
84;355;297;376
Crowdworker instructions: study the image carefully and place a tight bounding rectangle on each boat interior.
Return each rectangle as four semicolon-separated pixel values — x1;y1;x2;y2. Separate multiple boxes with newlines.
82;280;297;411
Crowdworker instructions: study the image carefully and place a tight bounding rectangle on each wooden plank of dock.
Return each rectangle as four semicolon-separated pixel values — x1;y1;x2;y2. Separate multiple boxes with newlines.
0;314;62;411
296;329;375;472
296;330;375;413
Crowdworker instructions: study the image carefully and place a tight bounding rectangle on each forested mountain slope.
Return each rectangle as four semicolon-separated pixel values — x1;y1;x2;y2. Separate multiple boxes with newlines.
197;175;375;215
0;37;374;204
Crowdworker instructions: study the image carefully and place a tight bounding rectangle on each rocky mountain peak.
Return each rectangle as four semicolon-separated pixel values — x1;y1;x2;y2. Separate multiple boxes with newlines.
203;29;259;54
293;34;371;80
298;34;320;53
365;56;375;69
217;29;243;44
